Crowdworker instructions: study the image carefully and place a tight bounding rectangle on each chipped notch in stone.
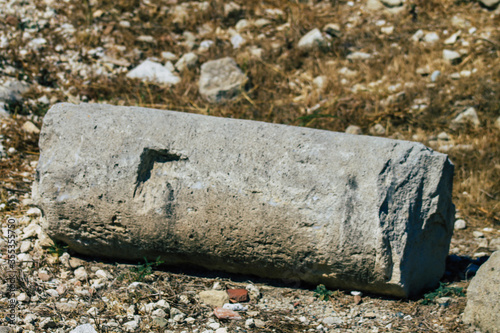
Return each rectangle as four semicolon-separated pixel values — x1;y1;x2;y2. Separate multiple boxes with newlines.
133;148;188;197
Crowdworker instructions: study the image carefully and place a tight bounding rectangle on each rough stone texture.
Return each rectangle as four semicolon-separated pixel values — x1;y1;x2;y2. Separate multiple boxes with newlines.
33;103;455;298
198;290;230;308
69;324;98;333
297;28;326;51
198;57;248;103
126;60;180;85
463;251;500;333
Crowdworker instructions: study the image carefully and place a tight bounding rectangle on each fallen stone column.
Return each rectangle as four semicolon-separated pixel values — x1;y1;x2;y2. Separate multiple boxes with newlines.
33;103;455;298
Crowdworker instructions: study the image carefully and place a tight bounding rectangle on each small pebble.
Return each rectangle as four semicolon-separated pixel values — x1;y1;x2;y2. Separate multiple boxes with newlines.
454;219;467;230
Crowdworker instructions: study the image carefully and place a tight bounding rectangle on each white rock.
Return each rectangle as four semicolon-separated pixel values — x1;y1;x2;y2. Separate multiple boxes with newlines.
246;284;260;299
175;52;198;71
199;57;248;103
17;292;30;302
208;322;220;329
24;313;37;325
298;28;326;51
444;31;461;45
381;26;394;34
156;299;170;311
74;266;88;281
199;40;214;52
152;308;167;318
254;18;271;28
17;253;32;263
248;46;264;59
94;269;110;280
70;324;98;333
235;19;251;31
161;52;177;61
20;240;32;253
126;304;136;317
127;60;180;85
22;121;40;134
347;51;372;60
223;303;248;311
140;302;155;313
215;328;228;333
313;76;327;92
245;318;255;328
26;207;42;217
87;307;98;316
411;29;424;42
59;252;71;267
495;117;500;130
119;21;131;28
424;32;440;43
123;320;139;332
443;49;461;64
451;107;480;129
345;125;363;135
473;231;485;238
323;316;343;325
136;35;155;43
230;34;245;49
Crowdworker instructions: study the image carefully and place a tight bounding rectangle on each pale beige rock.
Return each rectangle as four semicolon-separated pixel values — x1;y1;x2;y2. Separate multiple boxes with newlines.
198;290;230;308
22;121;40;134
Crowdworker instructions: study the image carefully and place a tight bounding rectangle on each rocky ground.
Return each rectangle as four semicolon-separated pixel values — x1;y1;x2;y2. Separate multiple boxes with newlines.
0;0;499;332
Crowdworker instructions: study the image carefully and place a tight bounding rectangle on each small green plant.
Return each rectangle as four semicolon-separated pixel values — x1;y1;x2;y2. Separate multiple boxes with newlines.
47;241;68;258
421;282;465;305
314;284;334;301
123;256;164;282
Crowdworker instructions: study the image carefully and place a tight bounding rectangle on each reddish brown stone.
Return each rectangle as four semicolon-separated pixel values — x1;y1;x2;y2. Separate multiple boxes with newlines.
213;307;242;320
227;288;249;303
354;294;362;305
5;16;19;27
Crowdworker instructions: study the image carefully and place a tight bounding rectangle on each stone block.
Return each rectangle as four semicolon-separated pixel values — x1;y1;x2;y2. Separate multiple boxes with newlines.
33;103;455;298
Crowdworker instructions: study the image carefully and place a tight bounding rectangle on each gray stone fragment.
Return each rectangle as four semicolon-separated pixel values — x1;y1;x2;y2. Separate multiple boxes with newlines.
298;28;326;51
199;58;248;103
463;251;500;333
34;103;455;298
0;80;29;103
451;107;480;129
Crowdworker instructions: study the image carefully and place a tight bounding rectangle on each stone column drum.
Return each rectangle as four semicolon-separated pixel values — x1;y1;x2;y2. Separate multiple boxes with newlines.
33;103;455;297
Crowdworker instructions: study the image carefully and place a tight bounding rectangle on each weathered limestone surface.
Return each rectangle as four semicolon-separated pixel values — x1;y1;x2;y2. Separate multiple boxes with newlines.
33;103;455;298
463;251;500;333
